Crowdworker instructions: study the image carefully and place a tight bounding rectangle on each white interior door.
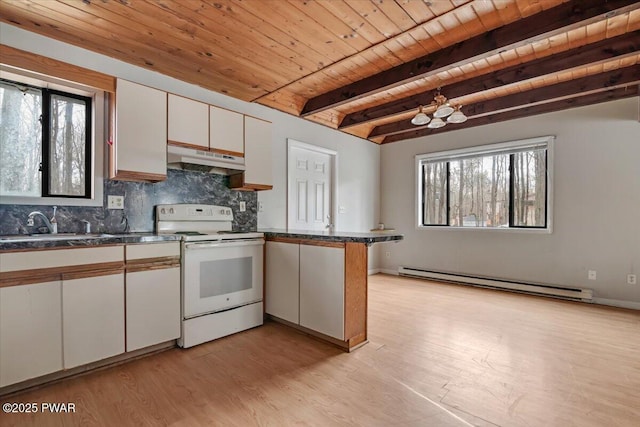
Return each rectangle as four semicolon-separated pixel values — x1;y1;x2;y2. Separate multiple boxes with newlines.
288;142;334;230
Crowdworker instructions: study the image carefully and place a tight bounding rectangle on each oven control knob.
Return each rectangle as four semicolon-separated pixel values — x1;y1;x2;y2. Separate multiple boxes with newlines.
219;209;225;215
226;209;231;215
161;208;166;214
169;208;174;214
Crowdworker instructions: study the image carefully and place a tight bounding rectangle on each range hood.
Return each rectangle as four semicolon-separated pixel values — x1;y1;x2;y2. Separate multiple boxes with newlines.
167;145;245;175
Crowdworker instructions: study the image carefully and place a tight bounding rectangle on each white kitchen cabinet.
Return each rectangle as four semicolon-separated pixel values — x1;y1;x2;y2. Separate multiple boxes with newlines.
244;116;273;188
210;105;244;155
229;115;273;190
299;244;345;340
113;78;167;182
265;241;300;324
63;273;125;369
126;267;180;351
0;281;63;387
125;242;181;351
125;242;181;352
265;241;345;341
168;94;209;150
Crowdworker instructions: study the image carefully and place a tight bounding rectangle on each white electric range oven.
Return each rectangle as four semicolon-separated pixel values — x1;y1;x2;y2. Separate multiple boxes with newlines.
156;204;264;348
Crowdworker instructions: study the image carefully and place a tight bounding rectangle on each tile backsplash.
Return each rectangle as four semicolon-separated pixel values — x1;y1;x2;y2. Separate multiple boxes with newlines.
0;169;257;235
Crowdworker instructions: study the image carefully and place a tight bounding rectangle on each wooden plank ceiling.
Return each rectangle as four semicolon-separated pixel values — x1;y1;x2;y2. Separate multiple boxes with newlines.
1;0;638;144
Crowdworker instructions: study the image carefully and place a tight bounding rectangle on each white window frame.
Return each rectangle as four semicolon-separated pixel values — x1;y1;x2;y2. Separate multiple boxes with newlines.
0;66;105;207
415;136;554;233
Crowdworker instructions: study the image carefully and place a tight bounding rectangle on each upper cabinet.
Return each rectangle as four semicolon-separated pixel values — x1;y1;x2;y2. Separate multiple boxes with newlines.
229;116;273;191
166;100;244;156
112;79;167;182
210;106;244;156
167;94;208;150
245;116;273;188
167;97;273;191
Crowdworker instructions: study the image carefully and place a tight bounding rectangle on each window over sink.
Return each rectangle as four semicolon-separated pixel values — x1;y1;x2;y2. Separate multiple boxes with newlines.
0;67;105;206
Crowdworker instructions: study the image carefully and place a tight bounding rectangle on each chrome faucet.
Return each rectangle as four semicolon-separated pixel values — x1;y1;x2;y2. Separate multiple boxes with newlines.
27;211;56;234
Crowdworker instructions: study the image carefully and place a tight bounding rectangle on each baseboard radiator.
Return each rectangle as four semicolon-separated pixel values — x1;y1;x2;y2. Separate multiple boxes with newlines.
398;267;593;302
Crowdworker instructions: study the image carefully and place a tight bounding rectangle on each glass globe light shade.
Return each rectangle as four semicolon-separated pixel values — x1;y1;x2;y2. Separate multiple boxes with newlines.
427;117;446;129
447;109;467;123
433;103;454;118
411;112;430;126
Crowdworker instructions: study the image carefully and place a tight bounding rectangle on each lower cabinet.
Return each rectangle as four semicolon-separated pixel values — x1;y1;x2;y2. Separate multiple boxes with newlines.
299;245;345;340
0;242;181;389
124;242;181;352
265;241;300;324
126;267;181;352
62;273;125;369
0;281;63;387
265;241;345;341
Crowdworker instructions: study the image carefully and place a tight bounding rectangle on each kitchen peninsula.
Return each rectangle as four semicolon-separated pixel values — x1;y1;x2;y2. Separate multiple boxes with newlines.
261;229;403;351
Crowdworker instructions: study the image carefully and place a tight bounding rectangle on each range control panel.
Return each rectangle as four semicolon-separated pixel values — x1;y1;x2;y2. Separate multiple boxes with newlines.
156;204;233;222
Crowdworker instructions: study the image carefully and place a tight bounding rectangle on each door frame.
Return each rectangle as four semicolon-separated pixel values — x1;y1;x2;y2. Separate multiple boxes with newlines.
286;139;338;231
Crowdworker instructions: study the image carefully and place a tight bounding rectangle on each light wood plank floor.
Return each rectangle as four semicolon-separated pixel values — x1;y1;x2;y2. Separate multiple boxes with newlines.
1;274;639;426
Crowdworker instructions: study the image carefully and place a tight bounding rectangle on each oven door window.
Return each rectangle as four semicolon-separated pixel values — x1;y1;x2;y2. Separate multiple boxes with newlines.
200;257;252;297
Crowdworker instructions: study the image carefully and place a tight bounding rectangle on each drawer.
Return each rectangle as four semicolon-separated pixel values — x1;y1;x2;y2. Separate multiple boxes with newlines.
0;246;124;273
125;242;180;261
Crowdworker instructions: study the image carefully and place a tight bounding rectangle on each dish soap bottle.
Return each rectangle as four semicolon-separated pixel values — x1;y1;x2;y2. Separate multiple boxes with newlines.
50;206;58;234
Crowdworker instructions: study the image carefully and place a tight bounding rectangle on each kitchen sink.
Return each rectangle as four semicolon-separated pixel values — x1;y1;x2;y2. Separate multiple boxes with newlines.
0;233;114;242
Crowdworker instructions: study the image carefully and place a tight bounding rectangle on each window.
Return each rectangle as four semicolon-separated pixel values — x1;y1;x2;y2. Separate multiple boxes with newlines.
417;136;552;230
0;78;92;198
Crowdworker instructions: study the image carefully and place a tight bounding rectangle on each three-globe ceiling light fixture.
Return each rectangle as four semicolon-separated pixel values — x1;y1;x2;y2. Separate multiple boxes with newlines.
411;90;467;128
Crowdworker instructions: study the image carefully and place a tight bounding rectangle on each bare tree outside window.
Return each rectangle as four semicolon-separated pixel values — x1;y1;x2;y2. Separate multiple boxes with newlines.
513;150;546;227
49;94;87;196
0;81;42;197
418;139;549;229
422;162;447;225
0;79;91;199
447;156;509;227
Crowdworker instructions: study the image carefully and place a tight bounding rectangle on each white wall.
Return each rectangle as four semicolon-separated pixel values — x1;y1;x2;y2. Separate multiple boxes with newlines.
0;24;381;240
379;98;640;307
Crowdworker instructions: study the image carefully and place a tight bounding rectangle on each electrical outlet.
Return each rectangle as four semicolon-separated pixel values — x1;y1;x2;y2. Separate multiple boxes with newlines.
588;270;597;281
385;251;391;258
239;201;246;212
628;274;637;285
107;195;124;209
258;202;264;212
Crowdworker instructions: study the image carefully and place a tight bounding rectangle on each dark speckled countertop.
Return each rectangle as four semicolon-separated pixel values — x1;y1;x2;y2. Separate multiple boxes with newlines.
0;233;182;252
1;229;404;251
260;229;403;245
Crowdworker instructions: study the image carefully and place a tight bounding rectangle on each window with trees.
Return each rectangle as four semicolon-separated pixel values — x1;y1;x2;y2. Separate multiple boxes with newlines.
0;78;92;199
417;137;552;229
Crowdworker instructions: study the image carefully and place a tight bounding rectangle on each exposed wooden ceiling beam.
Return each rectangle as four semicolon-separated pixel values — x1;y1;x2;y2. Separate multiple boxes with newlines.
301;0;640;117
382;85;639;144
340;30;640;129
370;65;640;138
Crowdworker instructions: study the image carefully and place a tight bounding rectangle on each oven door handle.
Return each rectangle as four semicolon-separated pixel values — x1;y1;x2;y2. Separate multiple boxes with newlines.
184;239;264;250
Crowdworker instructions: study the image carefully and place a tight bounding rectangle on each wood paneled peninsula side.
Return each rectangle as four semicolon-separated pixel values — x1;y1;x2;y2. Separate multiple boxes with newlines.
261;229;403;351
